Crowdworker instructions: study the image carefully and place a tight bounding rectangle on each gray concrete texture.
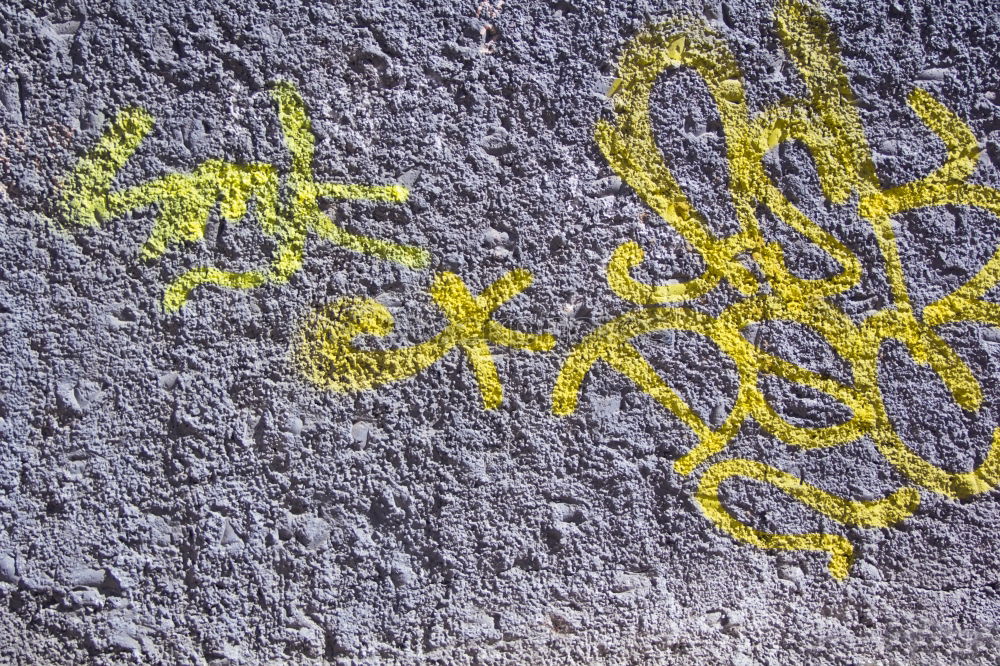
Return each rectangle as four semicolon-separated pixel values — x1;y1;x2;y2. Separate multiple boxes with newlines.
3;0;1000;663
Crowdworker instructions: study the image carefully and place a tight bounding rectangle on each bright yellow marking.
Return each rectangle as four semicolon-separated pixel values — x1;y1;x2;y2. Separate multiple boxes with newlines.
557;0;1000;576
60;81;429;311
607;240;718;304
553;292;874;475
696;460;920;580
295;270;555;409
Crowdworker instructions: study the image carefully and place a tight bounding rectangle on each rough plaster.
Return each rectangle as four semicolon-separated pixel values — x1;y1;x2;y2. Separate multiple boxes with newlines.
3;0;1000;663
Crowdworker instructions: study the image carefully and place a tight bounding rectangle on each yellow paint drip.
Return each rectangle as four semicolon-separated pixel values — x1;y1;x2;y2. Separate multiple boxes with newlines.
60;81;429;311
556;0;1000;576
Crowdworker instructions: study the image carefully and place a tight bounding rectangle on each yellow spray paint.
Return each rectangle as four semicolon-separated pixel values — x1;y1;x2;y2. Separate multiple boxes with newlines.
555;0;1000;577
60;80;555;407
294;269;555;409
60;81;429;311
54;0;1000;579
697;460;920;580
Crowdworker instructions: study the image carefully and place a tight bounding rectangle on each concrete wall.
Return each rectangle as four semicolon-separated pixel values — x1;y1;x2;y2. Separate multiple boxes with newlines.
3;0;1000;662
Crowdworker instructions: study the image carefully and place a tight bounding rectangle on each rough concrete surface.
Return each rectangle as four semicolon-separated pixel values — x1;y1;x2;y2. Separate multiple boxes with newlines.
3;0;1000;663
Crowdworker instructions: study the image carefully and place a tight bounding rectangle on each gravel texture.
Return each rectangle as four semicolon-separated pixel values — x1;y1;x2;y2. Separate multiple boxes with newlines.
3;0;1000;663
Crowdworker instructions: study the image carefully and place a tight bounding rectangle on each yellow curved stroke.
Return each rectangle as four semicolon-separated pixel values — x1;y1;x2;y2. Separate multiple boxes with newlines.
696;459;920;579
552;303;756;473
551;292;873;476
59;106;156;228
606;240;719;305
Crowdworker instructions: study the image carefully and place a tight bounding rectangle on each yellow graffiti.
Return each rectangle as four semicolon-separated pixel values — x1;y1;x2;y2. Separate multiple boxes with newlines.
295;269;555;408
60;81;429;311
697;460;920;580
60;79;555;408
555;0;1000;576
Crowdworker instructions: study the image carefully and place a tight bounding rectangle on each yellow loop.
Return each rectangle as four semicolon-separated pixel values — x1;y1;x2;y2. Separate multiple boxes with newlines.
606;241;720;305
